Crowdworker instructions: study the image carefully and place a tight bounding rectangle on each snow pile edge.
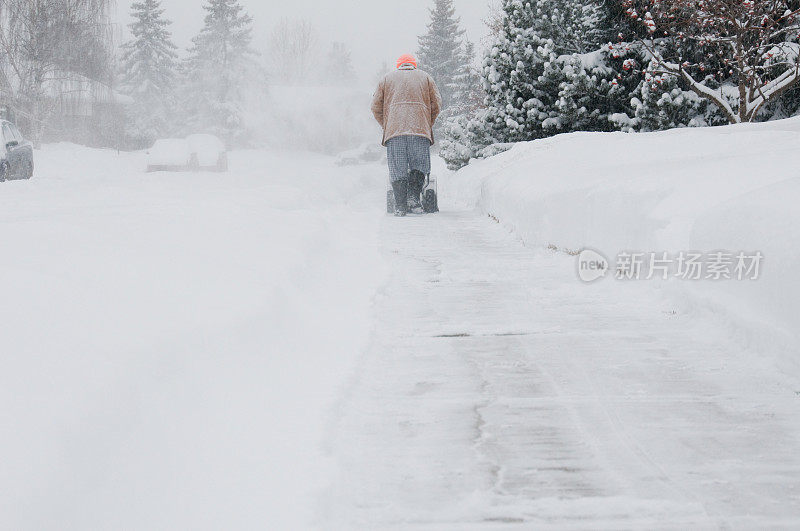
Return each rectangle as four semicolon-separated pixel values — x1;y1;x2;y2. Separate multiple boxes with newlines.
440;119;800;344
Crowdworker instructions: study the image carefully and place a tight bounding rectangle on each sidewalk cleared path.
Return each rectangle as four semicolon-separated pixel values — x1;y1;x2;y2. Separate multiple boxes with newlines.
324;210;800;529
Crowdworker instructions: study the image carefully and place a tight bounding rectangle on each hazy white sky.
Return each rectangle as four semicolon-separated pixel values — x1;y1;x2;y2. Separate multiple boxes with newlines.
114;0;493;83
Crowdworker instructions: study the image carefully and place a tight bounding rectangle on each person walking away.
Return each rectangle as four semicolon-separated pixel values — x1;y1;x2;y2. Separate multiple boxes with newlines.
371;54;442;216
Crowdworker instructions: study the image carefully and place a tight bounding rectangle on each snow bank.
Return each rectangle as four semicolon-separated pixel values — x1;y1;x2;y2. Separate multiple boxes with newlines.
440;118;800;345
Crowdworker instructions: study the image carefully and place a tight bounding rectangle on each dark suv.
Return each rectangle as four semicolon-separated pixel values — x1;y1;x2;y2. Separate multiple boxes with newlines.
0;120;33;181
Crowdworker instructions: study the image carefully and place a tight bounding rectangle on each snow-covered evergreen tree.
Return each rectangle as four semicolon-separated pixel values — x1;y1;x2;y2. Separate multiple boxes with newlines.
417;0;469;109
446;0;800;170
610;28;729;131
439;40;492;169
483;0;629;140
552;43;642;134
480;0;561;143
450;41;483;113
631;65;727;131
181;0;258;144
442;0;638;167
531;0;610;54
119;0;178;146
440;0;553;166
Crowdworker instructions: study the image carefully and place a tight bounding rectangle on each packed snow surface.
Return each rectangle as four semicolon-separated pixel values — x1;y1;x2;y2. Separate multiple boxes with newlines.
325;210;800;529
0;144;386;529
3;119;800;529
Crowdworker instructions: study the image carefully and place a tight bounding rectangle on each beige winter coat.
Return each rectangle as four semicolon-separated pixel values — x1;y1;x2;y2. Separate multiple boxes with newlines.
371;67;442;146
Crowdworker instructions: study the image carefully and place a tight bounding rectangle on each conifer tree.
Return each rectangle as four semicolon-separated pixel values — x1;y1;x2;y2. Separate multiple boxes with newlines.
532;0;610;55
417;0;469;109
119;0;178;145
481;0;560;143
450;40;483;114
182;0;258;144
441;0;628;167
439;40;489;169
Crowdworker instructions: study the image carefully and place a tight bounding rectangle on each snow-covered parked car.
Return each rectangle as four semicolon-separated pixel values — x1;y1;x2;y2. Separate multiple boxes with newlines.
146;138;195;173
146;134;228;173
186;134;228;172
335;143;385;166
0;119;33;182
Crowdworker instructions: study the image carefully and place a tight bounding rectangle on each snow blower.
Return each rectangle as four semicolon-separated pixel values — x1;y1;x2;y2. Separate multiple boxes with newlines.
386;173;439;214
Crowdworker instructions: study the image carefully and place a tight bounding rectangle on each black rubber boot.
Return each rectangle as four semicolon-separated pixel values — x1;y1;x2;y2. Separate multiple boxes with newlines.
408;170;425;213
391;179;408;216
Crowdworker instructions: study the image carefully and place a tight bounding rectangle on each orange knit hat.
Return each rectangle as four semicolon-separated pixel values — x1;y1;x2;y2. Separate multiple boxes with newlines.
396;54;418;69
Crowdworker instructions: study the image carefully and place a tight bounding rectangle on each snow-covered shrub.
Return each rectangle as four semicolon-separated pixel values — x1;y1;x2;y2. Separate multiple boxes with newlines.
438;114;473;170
439;107;504;170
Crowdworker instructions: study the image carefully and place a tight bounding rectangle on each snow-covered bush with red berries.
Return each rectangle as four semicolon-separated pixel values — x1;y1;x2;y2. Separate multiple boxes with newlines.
623;0;800;123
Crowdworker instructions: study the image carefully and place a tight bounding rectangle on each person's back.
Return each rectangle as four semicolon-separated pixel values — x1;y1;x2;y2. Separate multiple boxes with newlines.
373;67;440;146
371;54;442;216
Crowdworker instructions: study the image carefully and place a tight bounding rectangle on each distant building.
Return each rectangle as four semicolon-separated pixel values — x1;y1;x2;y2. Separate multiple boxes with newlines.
42;73;132;147
0;0;122;147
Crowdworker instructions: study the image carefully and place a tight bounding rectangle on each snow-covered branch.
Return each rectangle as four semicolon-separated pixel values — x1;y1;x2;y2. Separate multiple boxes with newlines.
625;0;800;123
639;38;739;123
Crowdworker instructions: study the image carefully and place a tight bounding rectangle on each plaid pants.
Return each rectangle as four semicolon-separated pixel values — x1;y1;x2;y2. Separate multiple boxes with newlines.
386;135;431;183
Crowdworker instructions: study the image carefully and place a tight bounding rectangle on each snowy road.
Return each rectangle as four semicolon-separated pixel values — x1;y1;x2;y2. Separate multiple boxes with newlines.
2;146;800;529
325;210;800;529
0;146;386;529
